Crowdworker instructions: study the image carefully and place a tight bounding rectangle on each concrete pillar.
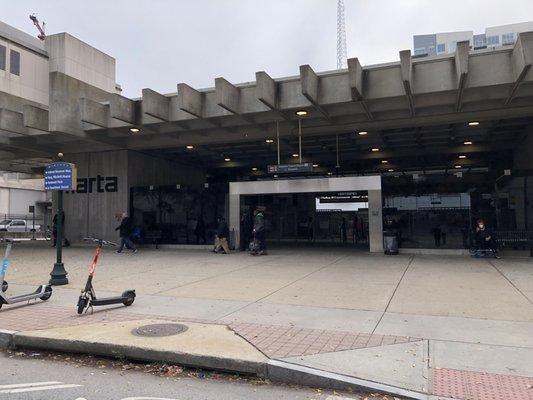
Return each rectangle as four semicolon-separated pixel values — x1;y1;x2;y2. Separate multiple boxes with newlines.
229;193;240;250
368;189;383;253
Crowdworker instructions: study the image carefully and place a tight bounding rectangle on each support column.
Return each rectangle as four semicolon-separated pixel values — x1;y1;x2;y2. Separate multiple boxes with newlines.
229;193;241;251
368;190;383;253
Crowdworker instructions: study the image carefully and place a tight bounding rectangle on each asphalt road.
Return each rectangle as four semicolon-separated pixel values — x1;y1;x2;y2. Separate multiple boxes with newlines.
0;350;363;400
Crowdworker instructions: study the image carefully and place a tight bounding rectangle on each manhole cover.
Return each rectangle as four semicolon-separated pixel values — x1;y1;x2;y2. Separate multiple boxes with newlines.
132;323;188;337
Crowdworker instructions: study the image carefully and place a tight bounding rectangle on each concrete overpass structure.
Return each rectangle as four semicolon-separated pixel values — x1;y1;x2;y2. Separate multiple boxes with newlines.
1;21;533;250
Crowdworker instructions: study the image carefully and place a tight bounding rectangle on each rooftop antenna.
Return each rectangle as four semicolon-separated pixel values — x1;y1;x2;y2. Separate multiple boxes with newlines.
29;14;46;41
336;0;347;69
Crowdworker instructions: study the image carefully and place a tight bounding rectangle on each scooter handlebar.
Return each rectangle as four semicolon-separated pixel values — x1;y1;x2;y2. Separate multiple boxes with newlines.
83;237;118;247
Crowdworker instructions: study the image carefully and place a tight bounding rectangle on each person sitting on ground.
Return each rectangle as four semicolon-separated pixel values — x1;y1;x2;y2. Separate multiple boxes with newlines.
474;219;499;257
213;217;230;254
115;212;137;254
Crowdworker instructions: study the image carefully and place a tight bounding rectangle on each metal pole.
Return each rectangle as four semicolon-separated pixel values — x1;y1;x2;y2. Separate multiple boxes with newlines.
298;119;302;164
276;121;280;165
32;208;35;240
49;190;68;285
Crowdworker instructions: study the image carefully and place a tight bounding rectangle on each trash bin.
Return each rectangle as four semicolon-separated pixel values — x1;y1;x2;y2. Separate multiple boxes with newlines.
383;231;399;255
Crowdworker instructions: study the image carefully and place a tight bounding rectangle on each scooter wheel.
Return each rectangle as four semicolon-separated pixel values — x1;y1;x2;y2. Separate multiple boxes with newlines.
122;290;136;307
1;281;7;292
77;297;88;314
40;286;52;301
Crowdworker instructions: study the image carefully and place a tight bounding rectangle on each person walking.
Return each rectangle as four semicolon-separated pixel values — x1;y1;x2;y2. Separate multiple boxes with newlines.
213;217;230;254
115;212;137;253
51;211;70;247
251;208;267;255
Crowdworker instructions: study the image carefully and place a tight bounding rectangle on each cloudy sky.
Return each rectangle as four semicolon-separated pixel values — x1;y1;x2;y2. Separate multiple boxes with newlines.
3;0;533;97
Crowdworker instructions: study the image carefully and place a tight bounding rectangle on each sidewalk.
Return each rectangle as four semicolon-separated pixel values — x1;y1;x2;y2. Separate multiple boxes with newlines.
1;243;532;399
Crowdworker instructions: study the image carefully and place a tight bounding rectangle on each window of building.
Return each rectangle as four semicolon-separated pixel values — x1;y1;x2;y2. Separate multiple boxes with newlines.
414;47;427;56
0;44;6;70
9;50;20;76
487;35;500;46
502;33;516;45
437;43;446;53
474;37;486;48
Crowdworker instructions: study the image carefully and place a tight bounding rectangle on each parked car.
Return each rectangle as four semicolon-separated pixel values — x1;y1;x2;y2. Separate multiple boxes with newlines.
0;219;41;232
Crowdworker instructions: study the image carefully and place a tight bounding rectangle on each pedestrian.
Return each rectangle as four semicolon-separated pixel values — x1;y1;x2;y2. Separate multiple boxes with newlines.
251;208;266;256
474;219;498;256
115;212;137;253
432;225;442;247
51;211;70;247
213;216;230;254
440;223;447;245
240;209;253;251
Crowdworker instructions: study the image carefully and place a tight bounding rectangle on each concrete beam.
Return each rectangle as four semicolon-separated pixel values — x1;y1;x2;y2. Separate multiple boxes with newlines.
110;94;137;124
177;83;203;118
0;109;27;134
300;65;329;120
399;50;415;116
142;88;170;121
507;32;533;105
22;105;49;132
215;77;240;114
256;71;277;110
347;58;373;120
455;41;470;112
80;98;110;128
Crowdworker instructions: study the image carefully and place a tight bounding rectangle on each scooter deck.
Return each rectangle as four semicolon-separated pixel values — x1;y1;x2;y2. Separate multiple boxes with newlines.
90;294;133;306
1;286;46;304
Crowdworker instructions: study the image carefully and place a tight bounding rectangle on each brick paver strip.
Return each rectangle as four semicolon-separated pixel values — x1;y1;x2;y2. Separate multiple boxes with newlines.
432;368;533;400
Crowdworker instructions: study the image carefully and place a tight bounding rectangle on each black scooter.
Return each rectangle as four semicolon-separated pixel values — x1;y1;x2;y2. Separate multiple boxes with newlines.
77;237;136;314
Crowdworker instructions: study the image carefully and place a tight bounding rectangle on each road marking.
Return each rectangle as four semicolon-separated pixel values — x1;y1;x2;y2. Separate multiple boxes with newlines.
0;381;82;394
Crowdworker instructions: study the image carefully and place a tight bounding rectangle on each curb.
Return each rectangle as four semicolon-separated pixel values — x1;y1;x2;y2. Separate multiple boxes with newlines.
0;329;15;349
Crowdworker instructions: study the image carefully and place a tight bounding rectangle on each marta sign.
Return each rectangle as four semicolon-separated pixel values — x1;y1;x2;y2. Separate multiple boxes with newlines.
44;162;77;191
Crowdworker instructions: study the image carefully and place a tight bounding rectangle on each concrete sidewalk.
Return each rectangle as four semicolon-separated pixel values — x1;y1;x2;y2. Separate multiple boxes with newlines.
1;243;532;399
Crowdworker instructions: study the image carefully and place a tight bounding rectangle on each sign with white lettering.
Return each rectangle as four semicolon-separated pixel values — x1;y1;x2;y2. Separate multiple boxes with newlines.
44;162;77;191
267;163;313;174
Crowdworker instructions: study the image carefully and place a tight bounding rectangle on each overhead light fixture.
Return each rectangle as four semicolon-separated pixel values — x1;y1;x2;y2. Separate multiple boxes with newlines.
295;110;308;116
312;164;319;168
129;127;140;133
186;145;194;149
459;155;467;159
224;158;231;162
455;165;462;169
468;121;480;126
381;160;388;164
358;131;368;136
265;139;274;143
252;167;258;171
464;141;473;145
371;148;380;152
292;153;299;158
388;169;394;172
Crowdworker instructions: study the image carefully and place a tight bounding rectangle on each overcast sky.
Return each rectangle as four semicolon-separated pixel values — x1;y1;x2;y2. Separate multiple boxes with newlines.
3;0;533;97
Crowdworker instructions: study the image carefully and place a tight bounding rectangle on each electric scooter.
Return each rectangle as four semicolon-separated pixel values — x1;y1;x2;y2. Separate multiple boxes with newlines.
0;238;52;310
77;237;136;314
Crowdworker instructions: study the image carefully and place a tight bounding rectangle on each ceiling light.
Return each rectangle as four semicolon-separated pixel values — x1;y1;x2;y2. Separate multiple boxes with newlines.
292;153;299;158
265;139;274;143
186;145;194;149
381;160;388;164
295;110;308;116
312;164;319;168
388;169;394;172
464;141;473;145
459;155;467;159
455;165;462;169
224;158;231;162
358;131;368;136
371;148;380;152
468;121;480;126
129;127;140;133
252;167;258;171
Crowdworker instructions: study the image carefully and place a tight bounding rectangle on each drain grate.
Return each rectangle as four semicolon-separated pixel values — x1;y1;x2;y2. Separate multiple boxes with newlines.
132;323;188;337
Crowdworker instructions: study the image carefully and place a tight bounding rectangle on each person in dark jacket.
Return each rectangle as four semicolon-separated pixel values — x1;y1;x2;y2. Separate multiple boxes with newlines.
474;219;497;251
251;208;266;255
115;212;137;253
51;211;70;247
213;217;230;254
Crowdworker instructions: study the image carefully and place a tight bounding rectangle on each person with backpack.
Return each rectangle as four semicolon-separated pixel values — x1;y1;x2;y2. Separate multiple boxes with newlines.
115;212;137;254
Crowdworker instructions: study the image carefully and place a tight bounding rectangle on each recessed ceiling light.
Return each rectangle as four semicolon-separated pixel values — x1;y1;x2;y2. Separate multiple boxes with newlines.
381;160;388;164
468;121;480;126
455;165;462;169
464;141;473;145
186;145;194;149
312;164;319;168
295;110;308;116
459;155;467;159
388;169;394;172
292;153;299;158
252;167;258;171
265;139;274;143
224;158;231;162
371;148;380;152
129;127;140;133
358;131;368;136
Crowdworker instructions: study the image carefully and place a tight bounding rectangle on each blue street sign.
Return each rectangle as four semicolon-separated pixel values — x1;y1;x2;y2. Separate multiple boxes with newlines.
44;162;77;191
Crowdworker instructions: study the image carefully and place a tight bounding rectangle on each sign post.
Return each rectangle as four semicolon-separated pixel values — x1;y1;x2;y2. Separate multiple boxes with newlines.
29;205;35;241
44;159;77;286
